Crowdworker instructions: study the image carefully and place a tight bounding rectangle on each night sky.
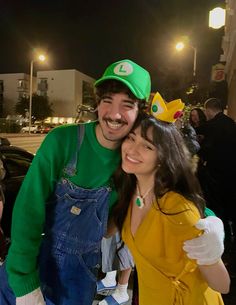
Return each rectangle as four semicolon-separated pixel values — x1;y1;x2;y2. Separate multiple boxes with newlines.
0;0;225;93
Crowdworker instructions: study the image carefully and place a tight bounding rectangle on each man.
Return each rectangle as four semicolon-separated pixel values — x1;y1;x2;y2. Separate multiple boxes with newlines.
0;61;225;305
0;59;150;305
198;98;236;235
197;97;236;279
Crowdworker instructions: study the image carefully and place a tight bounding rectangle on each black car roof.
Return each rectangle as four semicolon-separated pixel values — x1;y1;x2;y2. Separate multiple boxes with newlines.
0;137;11;146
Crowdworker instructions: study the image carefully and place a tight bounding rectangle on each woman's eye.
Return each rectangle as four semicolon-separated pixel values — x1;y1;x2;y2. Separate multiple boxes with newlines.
144;145;153;150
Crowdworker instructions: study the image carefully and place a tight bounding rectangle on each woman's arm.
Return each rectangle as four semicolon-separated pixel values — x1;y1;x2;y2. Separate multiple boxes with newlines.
199;260;230;294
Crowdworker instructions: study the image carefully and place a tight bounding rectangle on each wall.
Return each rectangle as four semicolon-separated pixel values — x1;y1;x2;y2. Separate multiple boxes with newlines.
37;69;95;118
0;73;36;116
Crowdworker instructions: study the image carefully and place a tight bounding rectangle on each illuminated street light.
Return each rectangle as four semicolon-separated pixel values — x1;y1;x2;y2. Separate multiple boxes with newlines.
175;42;197;78
29;54;46;134
175;42;185;52
38;54;46;62
209;7;226;29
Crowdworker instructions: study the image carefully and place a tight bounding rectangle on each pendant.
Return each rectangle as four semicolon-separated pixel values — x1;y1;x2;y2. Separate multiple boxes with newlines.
135;196;144;209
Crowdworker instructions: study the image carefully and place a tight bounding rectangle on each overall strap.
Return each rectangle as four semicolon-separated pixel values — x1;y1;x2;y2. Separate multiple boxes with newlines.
63;124;85;177
78;124;85;149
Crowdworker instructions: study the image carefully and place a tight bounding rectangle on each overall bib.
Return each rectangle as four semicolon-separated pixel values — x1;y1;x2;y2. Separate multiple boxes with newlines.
40;125;111;304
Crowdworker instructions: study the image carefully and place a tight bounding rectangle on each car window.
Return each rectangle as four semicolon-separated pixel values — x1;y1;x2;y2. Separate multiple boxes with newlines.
1;150;33;177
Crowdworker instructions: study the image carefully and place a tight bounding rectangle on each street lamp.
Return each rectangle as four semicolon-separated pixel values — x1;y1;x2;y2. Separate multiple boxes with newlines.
209;7;226;29
29;54;46;133
175;42;197;78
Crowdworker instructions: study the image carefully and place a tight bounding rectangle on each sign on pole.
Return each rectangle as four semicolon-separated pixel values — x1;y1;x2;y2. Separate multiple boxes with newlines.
211;63;225;82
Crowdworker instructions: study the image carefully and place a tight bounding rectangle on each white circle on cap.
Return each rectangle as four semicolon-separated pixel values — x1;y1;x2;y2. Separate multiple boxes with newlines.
113;62;133;76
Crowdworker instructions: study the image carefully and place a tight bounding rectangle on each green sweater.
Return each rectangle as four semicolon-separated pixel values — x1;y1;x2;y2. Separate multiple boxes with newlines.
6;122;120;297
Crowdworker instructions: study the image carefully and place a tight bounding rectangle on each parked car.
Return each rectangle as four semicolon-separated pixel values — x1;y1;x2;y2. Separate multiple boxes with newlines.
21;125;41;133
40;125;54;134
0;138;34;238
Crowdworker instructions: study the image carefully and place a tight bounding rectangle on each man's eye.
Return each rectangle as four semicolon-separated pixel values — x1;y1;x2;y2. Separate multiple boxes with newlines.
101;99;112;104
123;103;135;109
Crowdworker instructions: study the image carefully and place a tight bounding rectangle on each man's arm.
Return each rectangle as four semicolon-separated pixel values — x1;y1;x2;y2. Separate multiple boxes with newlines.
183;216;224;265
6;127;69;297
198;260;230;294
183;216;230;293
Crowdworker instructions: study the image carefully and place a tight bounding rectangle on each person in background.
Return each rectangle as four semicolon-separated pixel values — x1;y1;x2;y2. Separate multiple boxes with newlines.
175;112;200;174
189;107;207;144
175;115;200;156
197;98;236;278
112;93;230;305
189;107;207;129
197;98;236;234
0;59;151;305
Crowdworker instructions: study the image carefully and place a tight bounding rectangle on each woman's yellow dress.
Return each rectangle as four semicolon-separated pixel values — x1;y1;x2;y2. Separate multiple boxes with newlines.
122;191;224;305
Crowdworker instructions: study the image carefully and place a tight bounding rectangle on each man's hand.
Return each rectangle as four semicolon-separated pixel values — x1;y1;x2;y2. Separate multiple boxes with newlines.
16;288;45;305
183;216;224;265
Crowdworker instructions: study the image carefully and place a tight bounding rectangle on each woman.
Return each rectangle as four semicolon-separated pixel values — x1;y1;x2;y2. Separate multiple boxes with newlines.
189;108;207;144
112;99;230;305
189;107;207;129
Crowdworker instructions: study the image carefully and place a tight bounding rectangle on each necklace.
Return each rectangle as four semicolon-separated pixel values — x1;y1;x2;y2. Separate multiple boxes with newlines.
135;184;154;209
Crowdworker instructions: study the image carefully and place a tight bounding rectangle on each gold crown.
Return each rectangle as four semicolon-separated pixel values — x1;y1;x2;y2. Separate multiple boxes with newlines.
150;92;185;123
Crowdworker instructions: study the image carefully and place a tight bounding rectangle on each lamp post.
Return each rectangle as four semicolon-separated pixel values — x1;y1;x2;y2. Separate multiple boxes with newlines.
28;54;46;134
175;42;197;78
209;7;226;29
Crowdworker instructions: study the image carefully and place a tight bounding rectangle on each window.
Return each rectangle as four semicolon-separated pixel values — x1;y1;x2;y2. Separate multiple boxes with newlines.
38;79;48;91
82;81;95;106
18;80;27;90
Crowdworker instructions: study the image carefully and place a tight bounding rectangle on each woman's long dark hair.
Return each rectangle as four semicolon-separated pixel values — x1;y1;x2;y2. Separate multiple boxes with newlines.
112;112;205;233
189;107;207;128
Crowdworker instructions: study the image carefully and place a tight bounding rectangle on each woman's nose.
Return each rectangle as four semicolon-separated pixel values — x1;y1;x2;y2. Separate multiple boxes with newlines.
127;143;140;154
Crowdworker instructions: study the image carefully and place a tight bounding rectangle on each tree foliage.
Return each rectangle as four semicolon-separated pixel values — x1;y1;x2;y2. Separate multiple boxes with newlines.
15;94;53;121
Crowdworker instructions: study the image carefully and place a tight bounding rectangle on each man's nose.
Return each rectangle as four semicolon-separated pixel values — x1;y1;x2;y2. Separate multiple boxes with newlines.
108;104;122;120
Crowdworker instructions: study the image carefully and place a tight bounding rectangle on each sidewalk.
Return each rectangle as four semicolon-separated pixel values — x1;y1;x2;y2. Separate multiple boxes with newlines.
0;133;40;138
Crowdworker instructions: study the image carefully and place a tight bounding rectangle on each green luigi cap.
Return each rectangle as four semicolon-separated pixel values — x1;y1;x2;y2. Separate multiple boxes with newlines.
94;59;151;101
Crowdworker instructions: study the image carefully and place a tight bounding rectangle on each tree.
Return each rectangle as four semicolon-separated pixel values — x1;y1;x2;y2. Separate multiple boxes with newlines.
15;94;53;121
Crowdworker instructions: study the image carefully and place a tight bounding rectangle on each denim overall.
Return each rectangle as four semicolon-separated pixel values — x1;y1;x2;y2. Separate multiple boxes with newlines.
0;125;111;305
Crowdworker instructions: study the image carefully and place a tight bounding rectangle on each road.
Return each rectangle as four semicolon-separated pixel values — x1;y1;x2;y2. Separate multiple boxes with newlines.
0;133;45;154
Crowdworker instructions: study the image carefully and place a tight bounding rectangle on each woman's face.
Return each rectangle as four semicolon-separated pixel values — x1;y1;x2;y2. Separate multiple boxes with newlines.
190;110;199;124
121;126;158;177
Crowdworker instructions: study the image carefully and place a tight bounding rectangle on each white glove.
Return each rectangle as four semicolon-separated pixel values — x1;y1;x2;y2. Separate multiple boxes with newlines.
183;216;224;265
16;288;45;305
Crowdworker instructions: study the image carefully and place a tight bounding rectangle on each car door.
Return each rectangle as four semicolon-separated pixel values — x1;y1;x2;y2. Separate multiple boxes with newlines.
0;147;34;238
